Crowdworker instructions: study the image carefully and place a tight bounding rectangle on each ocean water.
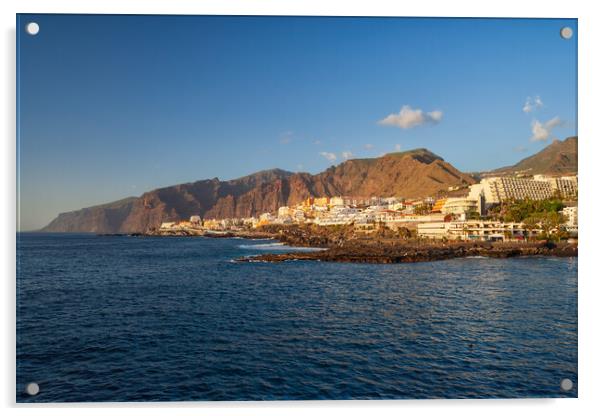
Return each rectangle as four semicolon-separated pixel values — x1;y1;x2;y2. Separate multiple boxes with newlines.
16;233;578;402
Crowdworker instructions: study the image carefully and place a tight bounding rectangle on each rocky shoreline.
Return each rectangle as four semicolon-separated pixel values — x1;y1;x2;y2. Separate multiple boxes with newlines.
236;240;577;264
115;224;578;264
115;229;278;239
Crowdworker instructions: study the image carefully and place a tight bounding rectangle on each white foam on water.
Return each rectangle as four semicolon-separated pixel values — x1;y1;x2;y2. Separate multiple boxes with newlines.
238;242;326;252
238;242;285;249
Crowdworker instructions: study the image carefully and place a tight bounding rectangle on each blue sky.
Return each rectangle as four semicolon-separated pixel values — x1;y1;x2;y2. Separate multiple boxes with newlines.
17;15;577;231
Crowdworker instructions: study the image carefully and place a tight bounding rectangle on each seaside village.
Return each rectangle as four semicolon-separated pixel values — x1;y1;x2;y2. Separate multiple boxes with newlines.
159;174;578;242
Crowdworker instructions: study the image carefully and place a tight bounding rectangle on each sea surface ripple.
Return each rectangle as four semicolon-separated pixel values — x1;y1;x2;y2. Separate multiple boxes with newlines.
16;233;578;402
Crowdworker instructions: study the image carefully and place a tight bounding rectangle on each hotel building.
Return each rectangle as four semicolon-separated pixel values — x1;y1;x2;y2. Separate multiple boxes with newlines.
418;220;541;241
469;175;577;204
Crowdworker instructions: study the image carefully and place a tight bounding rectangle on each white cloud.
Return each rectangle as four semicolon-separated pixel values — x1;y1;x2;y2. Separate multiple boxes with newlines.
394;144;402;151
364;143;374;150
513;145;527;153
523;96;544;113
378;105;443;129
427;110;443;122
530;117;563;141
313;140;322;145
319;152;337;162
342;151;353;160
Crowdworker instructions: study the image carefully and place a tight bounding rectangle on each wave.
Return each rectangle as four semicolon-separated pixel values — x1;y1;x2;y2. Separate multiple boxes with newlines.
238;242;285;249
238;242;326;252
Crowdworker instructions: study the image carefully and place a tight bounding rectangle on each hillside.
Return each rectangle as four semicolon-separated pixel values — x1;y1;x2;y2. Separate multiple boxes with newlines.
41;149;475;233
489;136;577;176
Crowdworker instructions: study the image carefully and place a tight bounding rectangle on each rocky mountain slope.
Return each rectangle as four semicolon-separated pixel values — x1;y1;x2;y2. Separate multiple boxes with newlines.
489;136;577;176
40;197;138;234
41;149;474;233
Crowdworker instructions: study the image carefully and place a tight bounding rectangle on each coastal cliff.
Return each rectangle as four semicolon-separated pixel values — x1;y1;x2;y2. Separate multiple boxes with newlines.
41;137;578;234
42;149;475;233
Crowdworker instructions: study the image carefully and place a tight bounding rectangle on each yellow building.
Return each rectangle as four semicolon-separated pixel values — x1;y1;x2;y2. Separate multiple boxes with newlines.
255;218;273;228
431;198;447;213
202;219;221;230
313;197;330;207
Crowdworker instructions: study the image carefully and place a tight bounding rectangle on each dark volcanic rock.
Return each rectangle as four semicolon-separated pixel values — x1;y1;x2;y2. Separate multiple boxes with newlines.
238;241;577;264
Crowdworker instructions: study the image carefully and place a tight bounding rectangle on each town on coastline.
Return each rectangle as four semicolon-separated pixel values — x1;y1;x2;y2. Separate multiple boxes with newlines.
154;173;578;244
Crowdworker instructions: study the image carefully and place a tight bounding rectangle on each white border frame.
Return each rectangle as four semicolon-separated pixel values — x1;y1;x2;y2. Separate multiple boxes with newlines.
3;1;601;415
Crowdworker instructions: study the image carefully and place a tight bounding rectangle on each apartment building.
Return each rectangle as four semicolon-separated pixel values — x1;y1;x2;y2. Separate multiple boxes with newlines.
489;177;553;202
471;175;578;204
314;206;361;226
418;220;541;241
533;175;578;199
441;197;480;216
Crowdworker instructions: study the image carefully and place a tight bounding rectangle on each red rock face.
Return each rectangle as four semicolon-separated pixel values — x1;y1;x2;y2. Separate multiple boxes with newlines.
42;150;478;233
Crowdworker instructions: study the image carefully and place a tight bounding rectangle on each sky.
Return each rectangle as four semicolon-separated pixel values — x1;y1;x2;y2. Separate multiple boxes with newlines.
17;15;577;231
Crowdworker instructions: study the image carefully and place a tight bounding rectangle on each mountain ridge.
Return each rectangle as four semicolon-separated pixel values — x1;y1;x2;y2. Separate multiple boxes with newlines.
41;149;473;233
487;136;577;176
41;138;577;233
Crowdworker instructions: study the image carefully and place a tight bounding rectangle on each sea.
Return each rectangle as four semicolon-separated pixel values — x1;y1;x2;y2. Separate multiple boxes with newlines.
16;233;578;402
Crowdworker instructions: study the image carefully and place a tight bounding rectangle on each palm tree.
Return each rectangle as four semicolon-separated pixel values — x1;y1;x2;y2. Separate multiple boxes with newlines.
522;216;539;241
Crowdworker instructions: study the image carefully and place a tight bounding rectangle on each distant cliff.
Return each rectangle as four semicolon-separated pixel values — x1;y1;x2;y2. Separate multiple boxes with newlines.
41;149;475;233
42;197;138;233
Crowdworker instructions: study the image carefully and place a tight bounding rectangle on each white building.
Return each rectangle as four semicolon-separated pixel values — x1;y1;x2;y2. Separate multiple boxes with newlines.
387;202;405;211
416;222;449;239
554;176;578;198
314;206;361;226
418;220;541;241
159;221;177;229
562;206;578;235
533;175;578;199
277;206;291;218
329;196;345;207
442;197;480;216
471;175;578;205
562;206;578;226
483;177;553;203
260;212;276;222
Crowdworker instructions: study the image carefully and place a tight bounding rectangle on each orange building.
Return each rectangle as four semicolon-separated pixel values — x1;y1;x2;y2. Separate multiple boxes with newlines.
431;198;447;213
313;197;330;207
